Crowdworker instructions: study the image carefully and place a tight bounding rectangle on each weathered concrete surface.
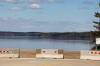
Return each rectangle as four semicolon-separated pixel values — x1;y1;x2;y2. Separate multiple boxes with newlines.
36;54;63;59
63;51;80;59
0;58;100;66
20;51;36;58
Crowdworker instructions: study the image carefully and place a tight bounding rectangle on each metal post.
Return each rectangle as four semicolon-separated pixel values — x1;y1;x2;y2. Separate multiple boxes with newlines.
18;48;20;58
96;44;98;51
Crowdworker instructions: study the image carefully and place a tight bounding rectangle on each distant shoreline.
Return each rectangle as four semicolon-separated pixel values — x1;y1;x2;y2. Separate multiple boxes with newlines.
0;31;92;40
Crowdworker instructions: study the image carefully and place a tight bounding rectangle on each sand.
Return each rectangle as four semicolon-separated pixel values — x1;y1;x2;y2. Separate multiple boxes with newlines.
0;58;100;66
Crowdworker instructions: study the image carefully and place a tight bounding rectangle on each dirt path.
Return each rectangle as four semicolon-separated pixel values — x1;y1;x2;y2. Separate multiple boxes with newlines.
0;58;100;66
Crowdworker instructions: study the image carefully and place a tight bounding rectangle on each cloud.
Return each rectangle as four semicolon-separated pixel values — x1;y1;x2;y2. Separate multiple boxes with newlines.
6;0;15;2
28;0;65;4
48;0;55;2
48;0;64;3
30;3;40;9
79;6;90;10
28;0;41;3
0;17;92;32
10;6;21;11
0;0;18;4
0;0;65;4
79;0;97;10
82;0;95;5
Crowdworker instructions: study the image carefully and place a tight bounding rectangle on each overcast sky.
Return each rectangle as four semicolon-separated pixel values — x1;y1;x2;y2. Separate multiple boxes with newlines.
0;0;99;32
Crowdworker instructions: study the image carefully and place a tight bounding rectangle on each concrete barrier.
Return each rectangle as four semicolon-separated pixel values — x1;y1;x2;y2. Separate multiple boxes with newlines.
0;54;18;58
80;51;100;60
36;49;64;59
0;48;18;58
36;54;63;59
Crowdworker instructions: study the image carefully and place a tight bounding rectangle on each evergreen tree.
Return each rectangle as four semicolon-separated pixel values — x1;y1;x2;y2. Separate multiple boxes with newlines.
93;3;100;31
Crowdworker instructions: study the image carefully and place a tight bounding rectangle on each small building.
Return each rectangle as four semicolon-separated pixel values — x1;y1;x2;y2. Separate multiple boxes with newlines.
36;49;63;59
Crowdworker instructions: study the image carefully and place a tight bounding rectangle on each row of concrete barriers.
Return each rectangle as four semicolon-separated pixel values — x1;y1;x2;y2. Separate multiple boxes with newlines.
0;48;63;58
0;48;100;60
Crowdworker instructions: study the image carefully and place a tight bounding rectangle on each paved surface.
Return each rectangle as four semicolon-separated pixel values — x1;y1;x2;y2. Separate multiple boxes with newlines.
0;58;100;66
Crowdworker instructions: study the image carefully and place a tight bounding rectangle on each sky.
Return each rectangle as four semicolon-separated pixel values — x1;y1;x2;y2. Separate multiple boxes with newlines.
0;0;99;32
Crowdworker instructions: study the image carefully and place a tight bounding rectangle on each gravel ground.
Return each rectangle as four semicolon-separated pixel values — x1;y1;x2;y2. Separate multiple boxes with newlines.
0;58;100;66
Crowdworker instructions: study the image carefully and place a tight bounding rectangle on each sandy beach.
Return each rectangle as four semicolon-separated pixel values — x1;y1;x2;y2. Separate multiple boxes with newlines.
0;58;100;66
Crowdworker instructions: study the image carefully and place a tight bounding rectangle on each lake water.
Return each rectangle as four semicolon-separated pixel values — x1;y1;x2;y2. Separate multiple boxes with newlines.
0;39;94;51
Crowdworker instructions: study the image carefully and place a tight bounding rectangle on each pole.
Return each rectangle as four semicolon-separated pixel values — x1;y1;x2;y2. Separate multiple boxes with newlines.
96;44;98;51
18;48;20;58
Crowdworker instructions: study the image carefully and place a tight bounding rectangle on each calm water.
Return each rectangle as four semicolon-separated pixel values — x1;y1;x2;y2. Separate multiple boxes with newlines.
0;39;94;50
